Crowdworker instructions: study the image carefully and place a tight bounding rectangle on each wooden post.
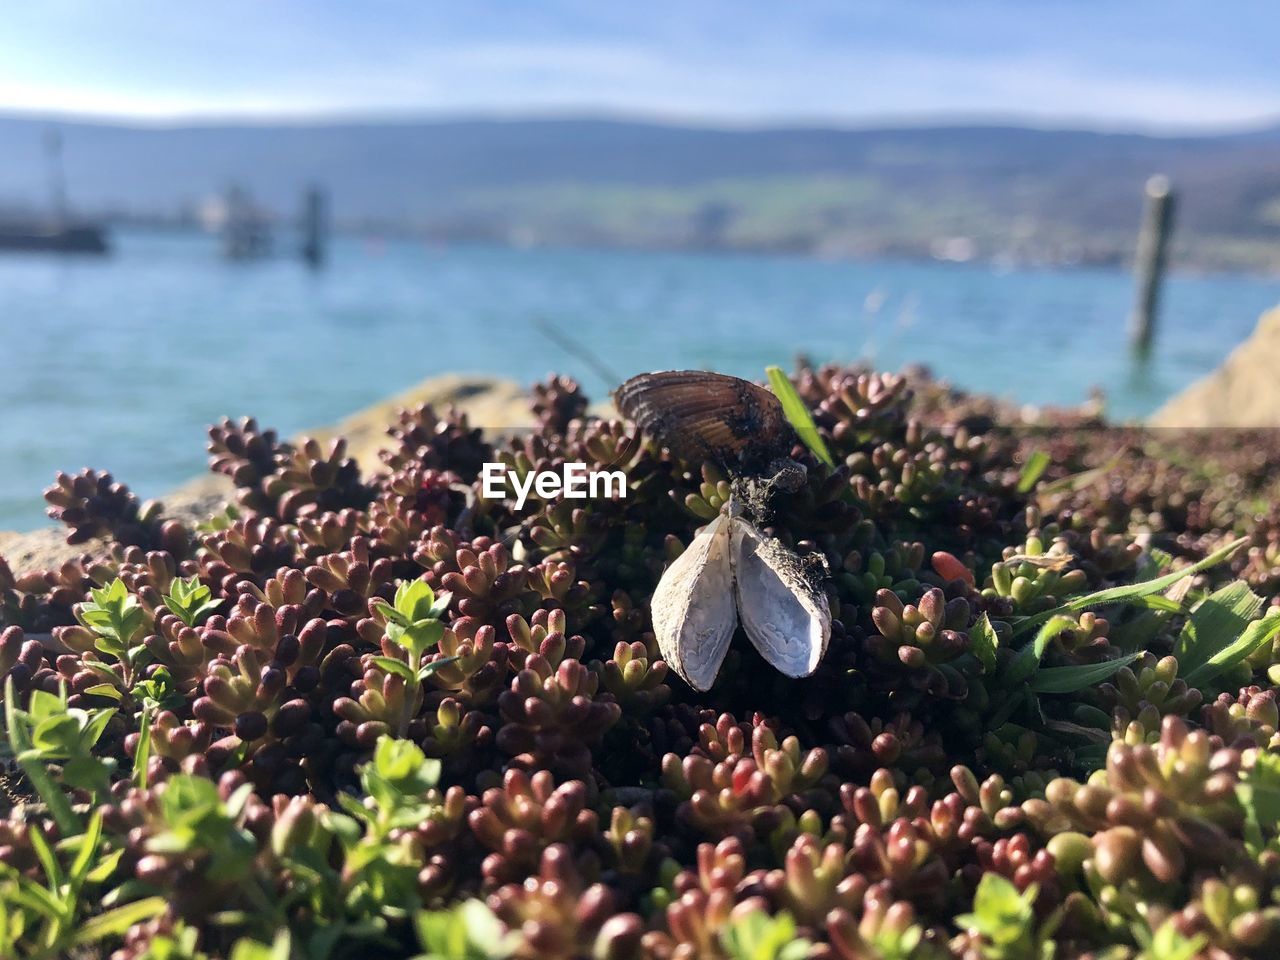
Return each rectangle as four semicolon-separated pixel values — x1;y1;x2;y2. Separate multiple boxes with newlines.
301;185;328;269
1129;174;1176;357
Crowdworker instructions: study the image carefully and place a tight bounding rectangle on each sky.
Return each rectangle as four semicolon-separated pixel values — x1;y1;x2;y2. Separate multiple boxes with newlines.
1;1;1278;131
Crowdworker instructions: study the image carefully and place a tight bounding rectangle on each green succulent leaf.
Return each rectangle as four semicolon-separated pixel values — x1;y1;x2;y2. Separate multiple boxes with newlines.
427;591;453;620
394;579;437;623
93;634;128;660
720;909;812;960
1135;920;1207;960
418;655;460;682
5;679;80;835
366;736;442;803
955;873;1049;959
375;599;413;629
84;683;124;702
370;655;416;681
80;661;123;682
228;931;292;960
134;666;180;711
80;578;146;646
163;576;222;626
414;900;511;960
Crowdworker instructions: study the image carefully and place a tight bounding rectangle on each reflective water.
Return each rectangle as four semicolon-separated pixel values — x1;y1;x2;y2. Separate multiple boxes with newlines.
2;229;1278;528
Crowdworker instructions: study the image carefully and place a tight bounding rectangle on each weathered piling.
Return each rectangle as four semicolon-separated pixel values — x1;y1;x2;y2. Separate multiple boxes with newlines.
301;185;328;268
1129;174;1176;357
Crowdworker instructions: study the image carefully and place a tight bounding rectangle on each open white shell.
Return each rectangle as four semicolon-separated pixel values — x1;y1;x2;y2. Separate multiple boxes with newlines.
650;513;737;691
731;519;831;678
650;511;831;690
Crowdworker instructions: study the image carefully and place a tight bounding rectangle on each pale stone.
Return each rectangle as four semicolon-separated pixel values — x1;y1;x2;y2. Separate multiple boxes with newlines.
1150;305;1280;428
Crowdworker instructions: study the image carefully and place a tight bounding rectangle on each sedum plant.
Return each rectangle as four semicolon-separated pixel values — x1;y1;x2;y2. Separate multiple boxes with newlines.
1;365;1280;958
370;579;457;736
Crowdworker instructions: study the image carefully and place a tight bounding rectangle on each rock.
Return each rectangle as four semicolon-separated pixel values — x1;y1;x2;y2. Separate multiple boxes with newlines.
0;527;79;577
303;373;533;470
0;374;528;575
1150;304;1280;428
161;473;238;522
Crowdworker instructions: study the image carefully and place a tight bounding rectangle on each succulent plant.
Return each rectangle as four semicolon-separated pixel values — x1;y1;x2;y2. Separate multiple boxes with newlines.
4;366;1280;958
530;374;589;436
45;469;187;554
468;770;599;886
0;625;45;700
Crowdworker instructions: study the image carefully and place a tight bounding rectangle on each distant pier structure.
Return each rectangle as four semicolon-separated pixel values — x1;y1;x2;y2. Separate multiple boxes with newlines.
0;126;109;255
216;184;330;266
222;184;272;260
300;185;329;269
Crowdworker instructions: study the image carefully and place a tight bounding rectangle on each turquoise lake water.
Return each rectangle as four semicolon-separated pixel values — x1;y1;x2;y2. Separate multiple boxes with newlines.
2;228;1279;530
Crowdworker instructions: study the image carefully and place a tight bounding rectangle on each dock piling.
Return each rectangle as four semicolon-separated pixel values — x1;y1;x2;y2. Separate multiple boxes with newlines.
301;185;328;269
1129;174;1176;358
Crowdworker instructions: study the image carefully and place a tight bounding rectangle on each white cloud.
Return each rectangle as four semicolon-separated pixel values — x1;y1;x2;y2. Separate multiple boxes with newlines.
0;39;1275;132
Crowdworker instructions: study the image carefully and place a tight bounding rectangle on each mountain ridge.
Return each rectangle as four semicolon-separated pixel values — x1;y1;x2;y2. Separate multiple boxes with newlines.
2;113;1277;268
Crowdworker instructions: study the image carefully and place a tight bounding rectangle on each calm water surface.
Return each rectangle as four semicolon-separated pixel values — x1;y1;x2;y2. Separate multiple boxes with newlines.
2;229;1278;529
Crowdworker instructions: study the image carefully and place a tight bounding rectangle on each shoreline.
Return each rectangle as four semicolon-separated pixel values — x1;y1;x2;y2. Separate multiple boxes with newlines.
0;373;533;575
6;294;1280;575
84;223;1280;281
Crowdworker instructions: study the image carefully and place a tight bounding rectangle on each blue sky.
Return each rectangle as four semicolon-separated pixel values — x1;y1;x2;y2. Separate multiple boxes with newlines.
2;1;1277;130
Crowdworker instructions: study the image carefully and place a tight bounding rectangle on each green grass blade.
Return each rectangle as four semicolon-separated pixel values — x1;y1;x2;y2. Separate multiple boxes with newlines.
1176;579;1264;672
1006;615;1078;685
8;882;64;922
27;824;63;892
1036;451;1124;499
68;810;103;888
1185;610;1280;687
1030;651;1144;694
134;709;153;789
765;366;835;468
970;613;1000;672
1013;537;1248;639
70;896;168;946
1016;451;1051;493
4;678;80;837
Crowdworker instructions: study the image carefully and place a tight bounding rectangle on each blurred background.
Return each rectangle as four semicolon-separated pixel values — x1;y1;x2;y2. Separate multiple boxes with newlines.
2;1;1280;529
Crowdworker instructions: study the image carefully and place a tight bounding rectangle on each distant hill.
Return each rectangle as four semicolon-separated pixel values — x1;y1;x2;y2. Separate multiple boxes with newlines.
1;113;1278;269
